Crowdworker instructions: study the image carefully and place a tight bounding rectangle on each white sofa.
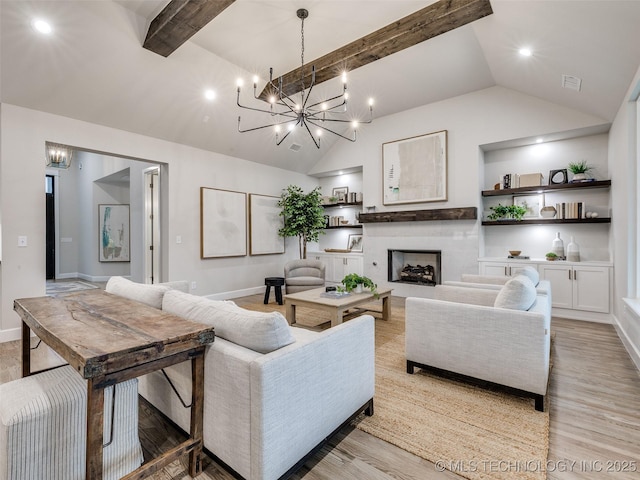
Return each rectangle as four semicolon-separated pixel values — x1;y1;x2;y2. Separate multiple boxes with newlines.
105;276;375;480
405;275;550;411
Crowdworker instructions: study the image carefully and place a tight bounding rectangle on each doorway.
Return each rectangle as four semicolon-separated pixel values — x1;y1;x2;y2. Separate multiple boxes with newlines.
45;175;55;279
144;167;161;284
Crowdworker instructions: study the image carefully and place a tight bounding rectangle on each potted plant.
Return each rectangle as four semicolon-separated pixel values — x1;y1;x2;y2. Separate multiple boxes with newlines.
568;160;593;182
340;273;378;298
278;185;326;259
487;204;527;221
545;252;558;261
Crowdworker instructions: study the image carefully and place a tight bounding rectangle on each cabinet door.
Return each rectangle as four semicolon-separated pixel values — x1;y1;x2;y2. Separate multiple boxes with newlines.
573;266;610;313
345;256;363;276
312;254;334;283
480;262;533;277
539;264;573;309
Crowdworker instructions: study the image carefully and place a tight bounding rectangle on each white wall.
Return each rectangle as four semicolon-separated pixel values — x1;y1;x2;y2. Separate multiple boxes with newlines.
0;104;316;341
609;64;640;366
310;86;608;297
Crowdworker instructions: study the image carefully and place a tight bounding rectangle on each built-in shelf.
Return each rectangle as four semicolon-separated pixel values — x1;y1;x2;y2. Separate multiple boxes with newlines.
322;201;363;208
482;217;611;226
324;225;363;229
481;179;611;197
358;207;477;223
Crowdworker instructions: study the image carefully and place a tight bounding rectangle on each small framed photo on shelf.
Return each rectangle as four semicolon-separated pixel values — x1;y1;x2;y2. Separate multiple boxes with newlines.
347;234;363;252
513;195;542;218
332;186;349;203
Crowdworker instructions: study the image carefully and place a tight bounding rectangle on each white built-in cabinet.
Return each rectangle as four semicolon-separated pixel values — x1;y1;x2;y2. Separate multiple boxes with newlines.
309;252;364;283
538;263;611;314
481;262;533;277
479;258;612;318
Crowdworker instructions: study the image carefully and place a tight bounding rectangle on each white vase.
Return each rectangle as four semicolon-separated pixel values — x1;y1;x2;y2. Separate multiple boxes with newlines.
552;232;565;258
567;236;580;262
354;284;363;294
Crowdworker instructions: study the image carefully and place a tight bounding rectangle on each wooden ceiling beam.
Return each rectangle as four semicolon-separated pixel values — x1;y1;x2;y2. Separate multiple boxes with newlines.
143;0;235;57
259;0;493;99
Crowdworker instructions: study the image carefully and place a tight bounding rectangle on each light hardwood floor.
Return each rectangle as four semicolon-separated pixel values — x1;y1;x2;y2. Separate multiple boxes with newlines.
2;294;639;479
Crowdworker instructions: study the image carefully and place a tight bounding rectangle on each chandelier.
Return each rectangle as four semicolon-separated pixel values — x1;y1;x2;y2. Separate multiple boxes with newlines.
45;142;73;169
236;8;373;148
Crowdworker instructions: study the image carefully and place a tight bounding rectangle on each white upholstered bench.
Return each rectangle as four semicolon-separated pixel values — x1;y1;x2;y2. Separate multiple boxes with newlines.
0;365;143;479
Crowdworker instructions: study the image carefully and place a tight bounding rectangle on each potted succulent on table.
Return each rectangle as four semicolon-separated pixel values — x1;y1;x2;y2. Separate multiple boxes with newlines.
545;252;558;261
340;273;379;298
568;160;593;182
487;204;528;221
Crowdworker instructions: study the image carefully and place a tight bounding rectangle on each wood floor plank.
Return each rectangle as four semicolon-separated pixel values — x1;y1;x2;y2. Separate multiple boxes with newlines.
2;292;639;479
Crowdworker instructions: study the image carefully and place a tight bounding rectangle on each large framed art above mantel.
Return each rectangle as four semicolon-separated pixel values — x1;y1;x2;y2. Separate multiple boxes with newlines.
382;130;447;205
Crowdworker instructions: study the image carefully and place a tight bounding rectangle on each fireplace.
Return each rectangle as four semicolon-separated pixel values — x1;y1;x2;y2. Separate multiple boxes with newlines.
388;249;441;286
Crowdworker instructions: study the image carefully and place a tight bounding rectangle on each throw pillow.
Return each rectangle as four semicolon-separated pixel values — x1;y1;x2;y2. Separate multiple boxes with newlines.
494;275;537;311
517;266;540;286
105;276;170;309
162;290;295;354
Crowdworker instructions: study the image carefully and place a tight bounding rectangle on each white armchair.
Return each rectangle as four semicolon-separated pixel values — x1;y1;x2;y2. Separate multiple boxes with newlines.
284;259;325;294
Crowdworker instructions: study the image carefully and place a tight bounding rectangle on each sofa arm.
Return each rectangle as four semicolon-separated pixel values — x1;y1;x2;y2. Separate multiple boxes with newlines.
249;315;375;480
405;297;550;396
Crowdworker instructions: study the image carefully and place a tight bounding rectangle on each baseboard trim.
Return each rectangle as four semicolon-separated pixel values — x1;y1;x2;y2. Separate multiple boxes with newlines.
205;286;264;301
0;327;21;343
551;307;612;323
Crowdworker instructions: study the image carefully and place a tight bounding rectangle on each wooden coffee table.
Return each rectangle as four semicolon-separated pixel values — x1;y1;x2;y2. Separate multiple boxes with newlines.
284;287;392;327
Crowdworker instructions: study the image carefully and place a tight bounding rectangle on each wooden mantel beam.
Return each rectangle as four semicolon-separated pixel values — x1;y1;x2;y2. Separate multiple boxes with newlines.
143;0;236;57
259;0;493;99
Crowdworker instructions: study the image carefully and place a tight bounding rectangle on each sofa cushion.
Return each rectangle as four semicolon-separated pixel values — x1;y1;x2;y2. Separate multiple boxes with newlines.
494;275;537;311
285;276;324;287
518;266;540;286
106;276;170;309
162;290;295;354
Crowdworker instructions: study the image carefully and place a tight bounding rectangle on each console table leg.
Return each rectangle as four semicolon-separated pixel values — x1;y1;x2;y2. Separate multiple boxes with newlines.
21;322;31;378
86;378;105;480
189;354;205;477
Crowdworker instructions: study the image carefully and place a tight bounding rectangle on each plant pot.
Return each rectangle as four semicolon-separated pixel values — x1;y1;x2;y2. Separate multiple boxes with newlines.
354;284;363;294
572;173;588;181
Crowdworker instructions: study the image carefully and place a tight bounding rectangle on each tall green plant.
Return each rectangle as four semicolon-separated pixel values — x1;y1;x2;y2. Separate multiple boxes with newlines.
277;185;326;259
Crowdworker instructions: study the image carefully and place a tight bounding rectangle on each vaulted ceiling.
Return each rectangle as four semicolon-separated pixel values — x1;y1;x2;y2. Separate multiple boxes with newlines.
2;1;640;173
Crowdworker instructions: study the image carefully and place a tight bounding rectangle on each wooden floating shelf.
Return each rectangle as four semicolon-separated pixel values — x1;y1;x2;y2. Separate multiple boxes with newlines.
324;225;363;229
322;202;363;208
482;217;611;226
481;180;611;197
358;207;477;224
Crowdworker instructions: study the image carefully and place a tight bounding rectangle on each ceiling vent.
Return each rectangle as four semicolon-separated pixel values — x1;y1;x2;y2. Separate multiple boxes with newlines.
289;143;302;152
562;74;582;92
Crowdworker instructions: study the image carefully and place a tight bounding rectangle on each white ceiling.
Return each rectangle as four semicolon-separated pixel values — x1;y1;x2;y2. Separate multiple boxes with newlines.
2;1;640;173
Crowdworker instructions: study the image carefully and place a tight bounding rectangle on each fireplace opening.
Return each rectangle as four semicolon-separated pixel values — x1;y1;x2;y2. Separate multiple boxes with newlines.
388;249;441;286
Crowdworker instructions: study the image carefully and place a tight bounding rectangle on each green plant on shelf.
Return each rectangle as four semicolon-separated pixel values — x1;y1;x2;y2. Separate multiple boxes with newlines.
487;204;528;221
567;160;593;175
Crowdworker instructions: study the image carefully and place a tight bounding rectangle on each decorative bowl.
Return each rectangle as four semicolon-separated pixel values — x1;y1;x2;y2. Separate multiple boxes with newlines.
340;220;349;225
509;250;522;256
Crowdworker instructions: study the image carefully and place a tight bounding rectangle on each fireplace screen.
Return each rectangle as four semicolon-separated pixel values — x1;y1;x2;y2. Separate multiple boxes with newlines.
388;249;441;286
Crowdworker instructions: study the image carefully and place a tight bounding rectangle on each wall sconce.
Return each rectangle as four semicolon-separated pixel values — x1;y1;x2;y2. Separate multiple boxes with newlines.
45;142;73;169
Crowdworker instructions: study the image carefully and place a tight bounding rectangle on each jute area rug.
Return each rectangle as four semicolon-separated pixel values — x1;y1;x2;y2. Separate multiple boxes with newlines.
240;296;550;480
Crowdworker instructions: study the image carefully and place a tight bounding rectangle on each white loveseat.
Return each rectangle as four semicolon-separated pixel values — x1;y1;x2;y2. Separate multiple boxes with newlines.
105;277;375;480
405;275;550;411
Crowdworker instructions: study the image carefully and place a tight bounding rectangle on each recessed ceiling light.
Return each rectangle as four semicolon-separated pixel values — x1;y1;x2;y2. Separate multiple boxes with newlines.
204;89;216;101
32;18;52;34
519;48;532;57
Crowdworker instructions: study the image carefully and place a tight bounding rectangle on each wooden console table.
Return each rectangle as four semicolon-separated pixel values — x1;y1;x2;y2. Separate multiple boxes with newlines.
15;289;215;480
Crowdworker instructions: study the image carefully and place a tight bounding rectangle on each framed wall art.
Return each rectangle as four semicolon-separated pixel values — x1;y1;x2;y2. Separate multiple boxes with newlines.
99;204;130;262
249;194;285;255
383;130;448;205
200;187;247;259
332;186;349;203
347;234;363;252
513;195;542;218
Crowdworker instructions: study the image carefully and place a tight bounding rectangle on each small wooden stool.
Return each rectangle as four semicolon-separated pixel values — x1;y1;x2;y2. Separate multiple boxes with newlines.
264;277;285;305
